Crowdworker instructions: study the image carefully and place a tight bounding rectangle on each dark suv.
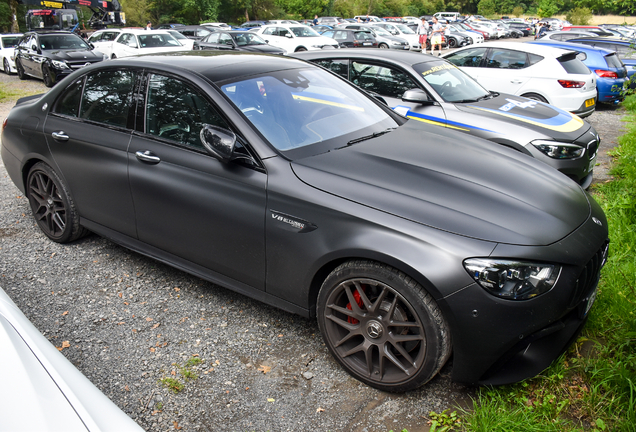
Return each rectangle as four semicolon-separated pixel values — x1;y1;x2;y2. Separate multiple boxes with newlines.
15;31;105;87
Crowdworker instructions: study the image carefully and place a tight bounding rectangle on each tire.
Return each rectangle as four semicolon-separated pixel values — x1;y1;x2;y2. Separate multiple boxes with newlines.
521;92;548;103
317;260;451;392
16;59;27;80
42;65;55;88
379;43;389;49
448;37;457;48
3;58;10;75
26;162;88;243
294;47;307;52
111;54;117;59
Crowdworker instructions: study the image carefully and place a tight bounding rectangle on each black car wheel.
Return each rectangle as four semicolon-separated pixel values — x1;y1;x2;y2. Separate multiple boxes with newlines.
3;59;10;74
379;43;389;49
317;260;451;392
27;163;88;243
448;37;458;48
42;65;55;88
16;59;27;80
295;47;307;52
521;92;548;103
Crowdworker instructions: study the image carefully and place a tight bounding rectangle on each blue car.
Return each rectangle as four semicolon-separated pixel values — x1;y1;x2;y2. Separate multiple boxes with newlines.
567;37;636;88
529;40;628;103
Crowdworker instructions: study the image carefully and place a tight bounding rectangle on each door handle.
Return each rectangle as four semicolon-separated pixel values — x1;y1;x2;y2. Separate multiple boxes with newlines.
135;150;161;164
51;131;69;141
511;79;523;84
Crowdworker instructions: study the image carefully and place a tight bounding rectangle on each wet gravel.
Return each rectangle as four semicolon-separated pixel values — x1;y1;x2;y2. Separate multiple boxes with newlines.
0;62;628;431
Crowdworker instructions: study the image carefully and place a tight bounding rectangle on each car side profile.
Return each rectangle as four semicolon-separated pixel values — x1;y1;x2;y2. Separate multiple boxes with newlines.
0;33;22;74
109;29;186;59
443;42;597;117
194;30;285;54
320;29;378;48
251;24;339;52
1;52;608;392
292;49;600;188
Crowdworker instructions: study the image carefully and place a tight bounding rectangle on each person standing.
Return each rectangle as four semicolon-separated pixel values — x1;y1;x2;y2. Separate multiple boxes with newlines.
430;16;445;56
417;17;429;54
146;20;152;30
313;15;318;25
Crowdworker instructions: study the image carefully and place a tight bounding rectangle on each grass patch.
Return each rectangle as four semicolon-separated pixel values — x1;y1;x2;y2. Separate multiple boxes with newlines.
158;356;203;393
159;377;184;394
0;82;44;103
461;95;636;431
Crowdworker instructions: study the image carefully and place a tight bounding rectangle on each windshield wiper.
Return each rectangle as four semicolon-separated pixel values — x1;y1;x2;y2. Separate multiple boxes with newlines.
346;128;395;146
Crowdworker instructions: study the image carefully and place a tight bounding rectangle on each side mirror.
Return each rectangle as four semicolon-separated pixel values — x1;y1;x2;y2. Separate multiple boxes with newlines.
402;89;435;105
200;125;236;162
88;42;95;49
285;33;293;38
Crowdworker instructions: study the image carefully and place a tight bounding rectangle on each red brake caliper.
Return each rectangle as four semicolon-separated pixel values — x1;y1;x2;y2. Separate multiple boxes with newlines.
346;286;365;324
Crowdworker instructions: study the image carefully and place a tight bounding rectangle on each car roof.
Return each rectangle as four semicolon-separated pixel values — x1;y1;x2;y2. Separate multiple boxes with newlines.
569;37;634;45
291;48;440;67
118;29;174;35
530;40;616;55
101;51;307;83
462;41;576;57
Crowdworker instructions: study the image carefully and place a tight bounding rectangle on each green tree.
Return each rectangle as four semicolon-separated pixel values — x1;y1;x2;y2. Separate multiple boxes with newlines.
536;0;561;17
477;0;497;16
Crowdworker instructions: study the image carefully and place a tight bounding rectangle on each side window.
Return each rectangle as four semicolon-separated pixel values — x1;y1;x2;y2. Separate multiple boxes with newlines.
79;70;135;128
88;33;101;43
445;47;487;67
206;33;220;43
198;28;212;38
486;49;528;69
279;28;290;37
313;59;348;79
218;33;233;45
145;74;230;149
262;27;276;36
182;30;195;37
117;34;130;45
322;31;334;38
351;61;418;98
53;77;85;117
104;31;119;41
334;31;348;40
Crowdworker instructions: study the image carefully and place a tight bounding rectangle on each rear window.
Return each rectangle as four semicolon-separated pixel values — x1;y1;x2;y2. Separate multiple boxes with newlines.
604;53;623;69
558;52;591;74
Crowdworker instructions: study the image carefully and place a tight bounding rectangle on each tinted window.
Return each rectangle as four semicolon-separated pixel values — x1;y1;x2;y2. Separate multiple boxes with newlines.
145;74;229;149
1;36;20;48
80;70;135;128
528;53;544;66
445;47;487;67
313;59;348;79
604;53;623;69
53;78;84;117
351;61;418;98
485;49;529;69
218;33;233;45
558;53;591;74
40;34;89;50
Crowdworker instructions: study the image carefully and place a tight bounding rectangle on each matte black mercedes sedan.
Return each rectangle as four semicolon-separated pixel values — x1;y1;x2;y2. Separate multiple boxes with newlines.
15;31;105;87
1;52;609;392
291;49;600;188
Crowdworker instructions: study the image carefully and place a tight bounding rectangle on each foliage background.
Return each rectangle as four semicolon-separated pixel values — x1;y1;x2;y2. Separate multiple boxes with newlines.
1;0;635;30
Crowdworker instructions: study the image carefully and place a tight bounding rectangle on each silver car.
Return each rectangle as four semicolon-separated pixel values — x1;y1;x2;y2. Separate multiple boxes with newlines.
341;23;411;50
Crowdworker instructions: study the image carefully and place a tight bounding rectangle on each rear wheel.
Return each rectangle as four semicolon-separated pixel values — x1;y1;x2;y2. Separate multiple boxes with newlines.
521;92;548;103
317;260;451;392
3;58;10;74
379;43;389;49
295;47;307;52
26;162;88;243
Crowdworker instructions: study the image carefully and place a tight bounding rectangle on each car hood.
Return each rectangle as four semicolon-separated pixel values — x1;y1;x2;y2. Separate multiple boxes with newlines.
47;49;102;61
452;93;589;142
291;121;590;246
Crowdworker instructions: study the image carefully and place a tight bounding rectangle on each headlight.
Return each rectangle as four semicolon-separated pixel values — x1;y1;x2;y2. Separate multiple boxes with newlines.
51;60;69;69
463;258;561;300
532;140;585;159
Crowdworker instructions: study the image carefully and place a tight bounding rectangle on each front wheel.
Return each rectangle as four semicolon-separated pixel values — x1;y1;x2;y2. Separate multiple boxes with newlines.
3;58;11;74
317;260;451;392
379;43;389;49
42;65;55;87
16;59;27;80
26;162;88;243
448;38;457;48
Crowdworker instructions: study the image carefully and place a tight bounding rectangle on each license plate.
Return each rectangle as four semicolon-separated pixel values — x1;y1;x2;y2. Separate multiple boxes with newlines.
585;98;595;108
363;42;372;46
584;288;597;316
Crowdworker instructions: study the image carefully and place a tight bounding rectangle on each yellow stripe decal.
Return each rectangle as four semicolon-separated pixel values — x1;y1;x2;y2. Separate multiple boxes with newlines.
469;106;585;133
292;95;365;112
408;116;470;131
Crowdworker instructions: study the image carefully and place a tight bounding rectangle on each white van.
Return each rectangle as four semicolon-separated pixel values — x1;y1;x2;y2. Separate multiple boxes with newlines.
434;12;461;21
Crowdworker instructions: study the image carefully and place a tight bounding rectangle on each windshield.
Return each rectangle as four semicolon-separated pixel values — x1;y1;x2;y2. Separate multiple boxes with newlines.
290;26;321;37
371;27;391;37
231;32;267;45
168;30;187;40
1;36;20;48
138;33;181;48
39;34;90;50
221;67;398;153
413;61;490;103
395;24;415;34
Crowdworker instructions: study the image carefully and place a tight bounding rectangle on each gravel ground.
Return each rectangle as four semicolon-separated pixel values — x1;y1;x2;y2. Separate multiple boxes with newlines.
0;55;628;432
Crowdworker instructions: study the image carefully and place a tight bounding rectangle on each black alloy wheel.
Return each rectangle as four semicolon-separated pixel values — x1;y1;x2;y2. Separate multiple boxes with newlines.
16;58;27;80
26;163;88;243
42;64;55;87
448;37;458;48
317;260;451;392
